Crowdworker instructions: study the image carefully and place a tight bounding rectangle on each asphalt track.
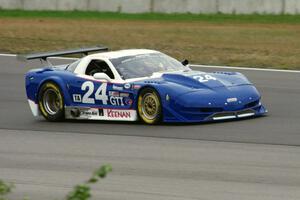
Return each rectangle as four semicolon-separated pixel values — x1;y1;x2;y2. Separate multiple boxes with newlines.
0;55;300;145
0;55;300;200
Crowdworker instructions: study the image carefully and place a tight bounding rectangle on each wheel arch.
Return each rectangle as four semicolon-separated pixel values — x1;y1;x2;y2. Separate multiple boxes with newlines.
36;76;72;106
135;83;186;123
135;85;165;123
135;85;163;109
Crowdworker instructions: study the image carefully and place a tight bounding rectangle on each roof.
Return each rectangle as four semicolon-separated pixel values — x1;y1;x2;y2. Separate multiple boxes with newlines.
87;49;159;59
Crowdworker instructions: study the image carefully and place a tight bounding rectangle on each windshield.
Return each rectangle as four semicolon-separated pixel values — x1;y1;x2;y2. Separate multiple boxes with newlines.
110;53;188;79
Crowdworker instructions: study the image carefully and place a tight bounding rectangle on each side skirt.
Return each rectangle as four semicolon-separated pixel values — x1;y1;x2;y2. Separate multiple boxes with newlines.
65;106;138;121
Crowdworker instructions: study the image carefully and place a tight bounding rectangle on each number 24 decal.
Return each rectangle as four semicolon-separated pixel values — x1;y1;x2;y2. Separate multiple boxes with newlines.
193;74;217;83
81;81;108;104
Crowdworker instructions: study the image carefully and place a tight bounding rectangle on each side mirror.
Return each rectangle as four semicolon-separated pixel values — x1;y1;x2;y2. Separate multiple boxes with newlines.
182;59;189;66
93;73;111;81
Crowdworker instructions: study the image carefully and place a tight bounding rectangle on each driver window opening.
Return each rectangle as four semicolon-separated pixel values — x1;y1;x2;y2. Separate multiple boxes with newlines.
85;59;115;79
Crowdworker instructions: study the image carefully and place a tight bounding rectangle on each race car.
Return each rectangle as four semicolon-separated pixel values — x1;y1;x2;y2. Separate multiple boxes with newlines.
24;46;267;124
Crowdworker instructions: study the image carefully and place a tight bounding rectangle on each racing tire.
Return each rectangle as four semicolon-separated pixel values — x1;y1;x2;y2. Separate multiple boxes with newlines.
138;88;162;124
38;82;65;122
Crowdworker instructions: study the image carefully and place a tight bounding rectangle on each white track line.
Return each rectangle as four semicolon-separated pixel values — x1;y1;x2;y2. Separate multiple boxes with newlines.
1;53;300;73
0;53;16;57
191;64;300;73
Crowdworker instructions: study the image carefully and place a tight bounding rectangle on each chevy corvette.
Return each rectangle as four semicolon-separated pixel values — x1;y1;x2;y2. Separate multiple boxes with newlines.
24;46;267;124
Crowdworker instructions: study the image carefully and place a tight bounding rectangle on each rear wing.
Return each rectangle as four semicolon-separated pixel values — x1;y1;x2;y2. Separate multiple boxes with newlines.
19;45;108;66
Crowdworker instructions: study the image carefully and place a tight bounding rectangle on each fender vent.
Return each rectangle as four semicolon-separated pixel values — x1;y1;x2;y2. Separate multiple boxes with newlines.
244;100;259;109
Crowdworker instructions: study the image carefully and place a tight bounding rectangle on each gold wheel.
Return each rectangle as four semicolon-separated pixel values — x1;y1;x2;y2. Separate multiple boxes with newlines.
138;88;162;124
38;82;64;121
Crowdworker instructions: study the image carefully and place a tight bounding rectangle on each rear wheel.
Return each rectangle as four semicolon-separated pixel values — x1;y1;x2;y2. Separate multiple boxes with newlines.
38;82;64;121
138;88;162;124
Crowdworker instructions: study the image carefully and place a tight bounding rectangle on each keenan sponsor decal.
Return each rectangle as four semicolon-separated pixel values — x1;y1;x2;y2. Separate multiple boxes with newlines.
107;109;131;118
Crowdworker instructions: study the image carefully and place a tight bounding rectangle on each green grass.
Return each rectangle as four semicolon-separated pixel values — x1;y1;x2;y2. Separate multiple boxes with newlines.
0;9;300;24
1;10;300;69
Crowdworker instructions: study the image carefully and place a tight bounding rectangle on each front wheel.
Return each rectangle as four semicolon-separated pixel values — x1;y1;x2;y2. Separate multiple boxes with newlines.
138;88;162;124
38;82;65;122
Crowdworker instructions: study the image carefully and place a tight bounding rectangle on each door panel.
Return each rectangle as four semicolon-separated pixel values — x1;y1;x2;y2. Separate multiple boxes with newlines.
65;58;137;121
68;76;134;109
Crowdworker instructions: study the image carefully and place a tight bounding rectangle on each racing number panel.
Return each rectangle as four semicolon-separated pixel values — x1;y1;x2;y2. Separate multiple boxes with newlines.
66;76;136;121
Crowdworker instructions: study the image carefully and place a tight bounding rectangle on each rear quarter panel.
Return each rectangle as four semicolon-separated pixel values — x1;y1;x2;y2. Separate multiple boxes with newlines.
25;68;74;105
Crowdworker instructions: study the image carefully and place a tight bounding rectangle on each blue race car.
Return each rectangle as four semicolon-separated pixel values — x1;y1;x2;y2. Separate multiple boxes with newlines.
24;46;267;124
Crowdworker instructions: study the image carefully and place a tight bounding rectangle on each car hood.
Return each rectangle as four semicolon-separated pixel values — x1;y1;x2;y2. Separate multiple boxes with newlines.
161;70;251;89
174;84;261;110
157;71;260;110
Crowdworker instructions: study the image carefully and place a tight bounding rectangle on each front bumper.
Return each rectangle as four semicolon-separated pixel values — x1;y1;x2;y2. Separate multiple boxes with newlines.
163;103;267;123
206;105;267;121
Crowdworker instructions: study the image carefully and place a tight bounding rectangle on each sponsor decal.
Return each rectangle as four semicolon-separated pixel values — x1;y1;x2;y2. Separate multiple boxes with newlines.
124;83;131;89
227;97;238;103
73;94;82;103
98;109;104;116
107;109;131;118
110;96;124;106
133;85;141;90
80;109;99;117
112;85;123;91
124;98;133;106
120;92;130;97
109;91;120;97
193;74;217;83
65;107;137;121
